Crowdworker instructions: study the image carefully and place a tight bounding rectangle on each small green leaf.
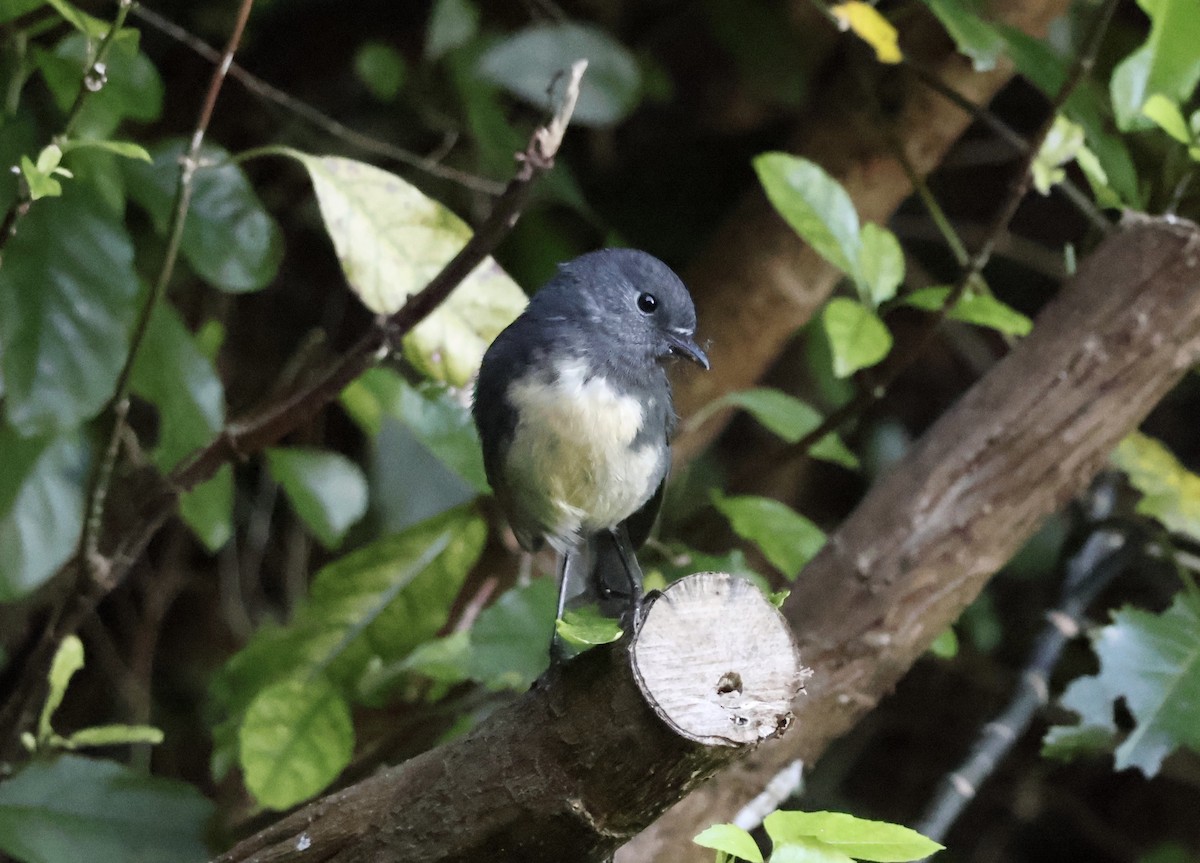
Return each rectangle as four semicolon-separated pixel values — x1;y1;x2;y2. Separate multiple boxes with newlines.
556;607;625;647
39;635;84;742
821;298;892;378
478;22;642;127
42;0;108;36
694;823;765;863
354;41;406;102
59;138;153;162
764;810;944;862
902;286;1032;336
0;754;214;863
1141;94;1193;144
754;152;861;279
712;494;826;580
19;154;63;199
63;724;164;749
689;388;858;469
1042;675;1118;761
125;140;282;293
426;0;479;59
290;154;528;385
928;627;958;659
266;448;369;549
1031;115;1085;195
179;467;234;552
1110;0;1200;131
923;0;1005;71
239;676;354;810
767;589;791;608
856;222;904;306
1110;432;1200;542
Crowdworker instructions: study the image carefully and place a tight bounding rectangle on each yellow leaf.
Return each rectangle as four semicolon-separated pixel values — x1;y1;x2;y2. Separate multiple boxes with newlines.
832;2;902;64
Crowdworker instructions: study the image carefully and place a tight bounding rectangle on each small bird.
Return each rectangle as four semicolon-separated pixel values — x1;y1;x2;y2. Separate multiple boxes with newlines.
473;249;709;658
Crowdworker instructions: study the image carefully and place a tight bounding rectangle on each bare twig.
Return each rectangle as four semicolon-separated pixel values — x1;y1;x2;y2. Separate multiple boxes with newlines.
129;3;505;196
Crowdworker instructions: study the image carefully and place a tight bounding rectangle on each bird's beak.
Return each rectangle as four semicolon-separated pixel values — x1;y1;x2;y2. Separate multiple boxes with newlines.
665;331;710;370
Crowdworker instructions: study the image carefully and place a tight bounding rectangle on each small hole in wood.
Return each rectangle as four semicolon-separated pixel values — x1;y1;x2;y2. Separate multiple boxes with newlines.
716;671;743;695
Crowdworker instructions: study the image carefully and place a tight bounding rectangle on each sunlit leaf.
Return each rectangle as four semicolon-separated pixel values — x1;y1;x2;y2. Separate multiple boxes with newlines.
694;823;764;863
902;286;1032;336
266;448;369;549
831;2;901;64
857;222;904;306
754;152;861;279
556;606;624;647
63;724;164;750
239;676;354;810
1032;115;1085;195
1110;0;1200;131
821;297;892;378
291;154;528;385
923;0;1005;71
39;635;84;742
478;22;642;126
0;754;213;863
764;810;944;862
712;494;826;580
1110;432;1200;542
59;138;152;162
1141;94;1192;144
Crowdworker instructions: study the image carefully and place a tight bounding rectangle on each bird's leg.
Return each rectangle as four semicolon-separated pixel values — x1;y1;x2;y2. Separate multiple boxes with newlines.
548;550;571;666
609;524;645;630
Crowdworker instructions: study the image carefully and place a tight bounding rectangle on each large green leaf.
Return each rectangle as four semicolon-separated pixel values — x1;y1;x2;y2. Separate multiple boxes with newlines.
0;184;138;435
1110;0;1200;131
266;447;369;549
764;810;944;862
712;494;826;580
477;22;641;127
0;429;86;600
754;152;861;279
124;140;282;293
0;754;213;863
821;298;892;378
1048;593;1200;776
694;823;765;863
239;676;354;811
463;576;557;690
902;286;1032;336
1110;432;1200;542
291;154;527;385
36;30;163;138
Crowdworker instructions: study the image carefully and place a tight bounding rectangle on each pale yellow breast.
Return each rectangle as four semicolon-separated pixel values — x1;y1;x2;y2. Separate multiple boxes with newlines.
504;357;664;549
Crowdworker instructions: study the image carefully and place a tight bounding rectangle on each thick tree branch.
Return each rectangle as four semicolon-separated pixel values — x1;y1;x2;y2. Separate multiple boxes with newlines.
622;216;1200;861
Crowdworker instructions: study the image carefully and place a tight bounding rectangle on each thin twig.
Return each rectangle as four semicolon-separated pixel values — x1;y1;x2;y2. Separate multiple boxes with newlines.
774;0;1121;468
129;3;505;196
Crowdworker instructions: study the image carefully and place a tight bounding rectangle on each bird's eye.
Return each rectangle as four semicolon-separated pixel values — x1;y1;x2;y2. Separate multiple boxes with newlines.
636;292;658;314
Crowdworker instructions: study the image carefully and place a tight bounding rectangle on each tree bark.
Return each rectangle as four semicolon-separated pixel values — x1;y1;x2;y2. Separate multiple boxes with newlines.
672;0;1073;461
215;217;1200;863
620;216;1200;861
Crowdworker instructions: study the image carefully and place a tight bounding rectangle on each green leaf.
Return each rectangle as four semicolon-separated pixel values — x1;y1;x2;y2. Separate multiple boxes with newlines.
767;589;791;608
354;41;406;102
0;754;213;863
59;138;152;162
1110;432;1200;542
923;0;1005;71
38;635;84;742
465;576;558;690
712;494;826;580
240;675;355;810
342;369;489;492
290;153;528;386
821;298;892;378
426;0;480;60
1031;115;1085;195
1042;675;1118;760
478;22;642;127
42;0;108;36
902;286;1032;336
764;810;944;862
124;140;282;293
0;0;48;25
1141;94;1193;144
37;30;163;137
130;303;225;472
179;467;234;552
856;222;904;306
0;428;87;599
62;724;164;749
928;627;959;659
1110;0;1200;131
770;841;856;863
0;183;138;435
754;152;861;279
266;448;369;549
392;630;473;687
556;607;625;647
19;152;65;200
689;388;857;469
694;823;765;863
